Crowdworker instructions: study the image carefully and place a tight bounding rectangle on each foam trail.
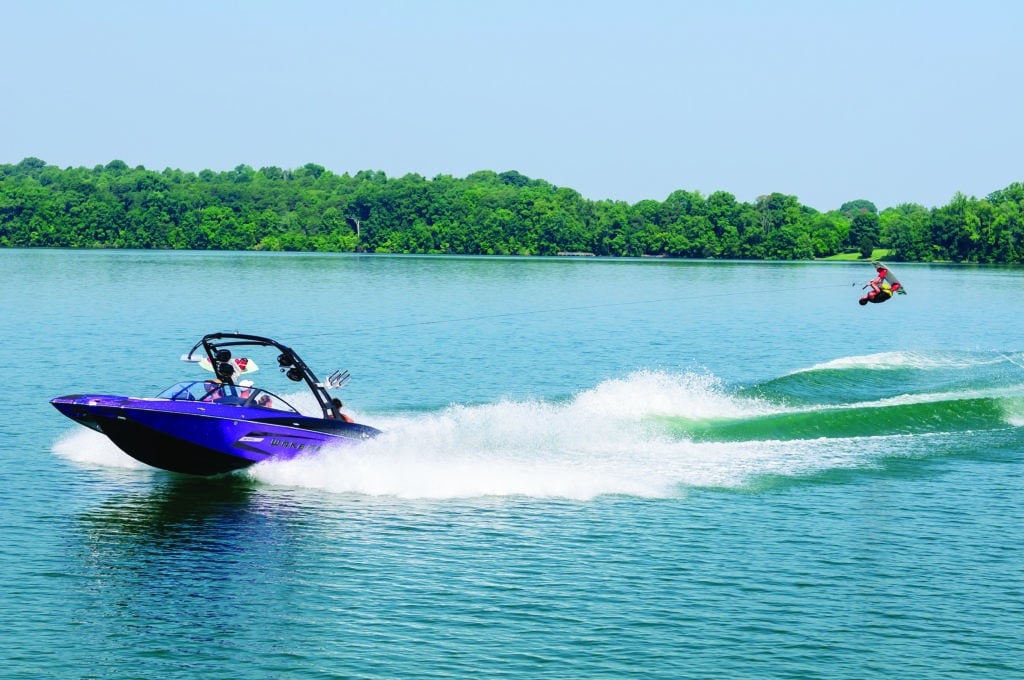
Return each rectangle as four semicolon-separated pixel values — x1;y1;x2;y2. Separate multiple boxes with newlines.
803;350;1011;372
571;369;768;420
248;410;937;500
247;370;882;499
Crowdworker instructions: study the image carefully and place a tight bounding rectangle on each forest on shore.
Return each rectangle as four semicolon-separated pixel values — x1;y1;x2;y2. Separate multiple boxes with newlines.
2;157;1022;262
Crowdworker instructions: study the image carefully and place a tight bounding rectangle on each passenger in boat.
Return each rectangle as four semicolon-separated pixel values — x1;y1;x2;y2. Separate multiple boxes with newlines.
239;380;254;400
201;380;222;401
257;394;273;409
330;398;355;423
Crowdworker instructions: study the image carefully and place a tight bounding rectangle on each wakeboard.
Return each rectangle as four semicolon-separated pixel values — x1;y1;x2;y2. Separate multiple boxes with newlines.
197;356;260;374
871;261;907;295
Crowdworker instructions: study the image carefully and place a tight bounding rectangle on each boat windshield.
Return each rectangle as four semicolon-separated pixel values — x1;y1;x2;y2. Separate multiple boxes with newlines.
156;381;299;414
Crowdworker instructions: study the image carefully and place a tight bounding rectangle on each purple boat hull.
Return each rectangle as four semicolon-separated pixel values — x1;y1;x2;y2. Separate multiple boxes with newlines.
51;394;381;476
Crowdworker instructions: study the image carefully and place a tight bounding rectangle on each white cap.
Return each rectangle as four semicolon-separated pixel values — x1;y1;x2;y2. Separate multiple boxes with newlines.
239;379;254;387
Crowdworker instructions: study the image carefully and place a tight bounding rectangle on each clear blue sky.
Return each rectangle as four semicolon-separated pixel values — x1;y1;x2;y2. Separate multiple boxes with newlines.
3;0;1021;211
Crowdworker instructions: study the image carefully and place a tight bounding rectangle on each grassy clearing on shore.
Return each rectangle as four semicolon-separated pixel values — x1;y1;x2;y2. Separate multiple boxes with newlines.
821;249;893;261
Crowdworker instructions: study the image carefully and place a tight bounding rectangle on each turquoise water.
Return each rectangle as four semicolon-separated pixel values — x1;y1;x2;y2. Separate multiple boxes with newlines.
2;250;1023;678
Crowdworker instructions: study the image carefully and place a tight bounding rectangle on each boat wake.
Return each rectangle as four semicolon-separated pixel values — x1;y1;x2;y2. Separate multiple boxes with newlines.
54;350;1024;500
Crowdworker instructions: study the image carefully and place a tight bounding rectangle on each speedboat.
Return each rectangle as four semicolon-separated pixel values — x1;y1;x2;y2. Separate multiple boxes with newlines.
51;332;382;476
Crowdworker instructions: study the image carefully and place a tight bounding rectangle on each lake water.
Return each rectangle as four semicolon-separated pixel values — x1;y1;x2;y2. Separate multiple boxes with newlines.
2;250;1022;678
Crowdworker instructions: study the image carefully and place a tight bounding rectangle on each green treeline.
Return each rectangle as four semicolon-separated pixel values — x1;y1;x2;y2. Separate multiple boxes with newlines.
2;157;1023;262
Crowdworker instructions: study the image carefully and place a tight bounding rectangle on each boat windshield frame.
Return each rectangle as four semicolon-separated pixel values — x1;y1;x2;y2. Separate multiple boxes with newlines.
156;380;299;414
